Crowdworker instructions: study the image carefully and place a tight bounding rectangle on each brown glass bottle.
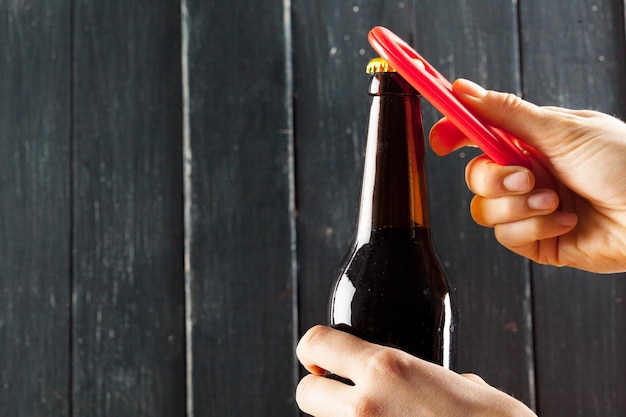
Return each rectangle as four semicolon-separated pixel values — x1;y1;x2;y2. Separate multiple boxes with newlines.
329;58;458;369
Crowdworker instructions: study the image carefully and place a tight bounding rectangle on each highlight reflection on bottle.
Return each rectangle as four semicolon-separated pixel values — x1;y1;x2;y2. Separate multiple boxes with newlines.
328;57;458;370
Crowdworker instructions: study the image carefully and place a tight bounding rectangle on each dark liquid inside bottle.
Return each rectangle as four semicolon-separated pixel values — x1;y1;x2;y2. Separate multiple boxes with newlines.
330;226;454;367
327;59;457;374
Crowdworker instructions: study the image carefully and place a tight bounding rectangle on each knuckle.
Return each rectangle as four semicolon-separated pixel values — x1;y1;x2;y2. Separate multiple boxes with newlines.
363;348;408;380
499;92;525;112
470;196;491;227
347;394;382;417
465;155;501;197
468;171;493;196
461;372;488;386
298;325;329;354
295;374;314;405
494;221;535;249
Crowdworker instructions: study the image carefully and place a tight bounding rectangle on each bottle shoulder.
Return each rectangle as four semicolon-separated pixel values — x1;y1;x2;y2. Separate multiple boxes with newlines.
334;226;449;292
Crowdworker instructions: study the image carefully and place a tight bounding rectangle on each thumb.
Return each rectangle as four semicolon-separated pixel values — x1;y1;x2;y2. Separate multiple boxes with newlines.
452;79;554;152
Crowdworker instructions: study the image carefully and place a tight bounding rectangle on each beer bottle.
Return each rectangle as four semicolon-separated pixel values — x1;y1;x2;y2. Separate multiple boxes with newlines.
329;57;458;369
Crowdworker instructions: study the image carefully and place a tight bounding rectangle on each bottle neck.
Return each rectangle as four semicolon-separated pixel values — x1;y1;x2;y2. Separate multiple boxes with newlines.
356;72;429;239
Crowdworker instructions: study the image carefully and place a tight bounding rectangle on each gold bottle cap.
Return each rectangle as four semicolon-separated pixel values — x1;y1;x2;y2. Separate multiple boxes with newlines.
366;57;426;74
366;57;396;73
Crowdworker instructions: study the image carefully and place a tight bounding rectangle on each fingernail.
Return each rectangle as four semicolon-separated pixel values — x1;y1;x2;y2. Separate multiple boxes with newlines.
554;212;578;227
458;79;487;98
527;190;557;210
503;171;531;192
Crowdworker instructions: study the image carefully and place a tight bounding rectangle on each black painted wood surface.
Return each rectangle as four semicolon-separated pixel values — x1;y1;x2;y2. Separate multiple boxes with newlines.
72;1;186;416
0;2;71;415
184;1;297;416
0;1;624;416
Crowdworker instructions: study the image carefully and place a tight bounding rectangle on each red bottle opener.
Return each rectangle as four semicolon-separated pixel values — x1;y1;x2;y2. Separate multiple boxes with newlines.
368;26;532;169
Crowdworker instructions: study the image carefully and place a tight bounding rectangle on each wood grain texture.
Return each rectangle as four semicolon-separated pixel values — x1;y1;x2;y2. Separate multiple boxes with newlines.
520;0;626;112
520;1;626;415
72;1;186;415
185;1;298;415
531;269;626;417
0;2;71;415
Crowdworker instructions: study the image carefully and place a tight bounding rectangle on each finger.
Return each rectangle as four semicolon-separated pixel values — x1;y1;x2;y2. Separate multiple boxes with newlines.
429;117;477;155
296;373;355;417
494;212;578;255
470;189;559;227
461;373;490;387
297;325;377;383
465;155;534;197
451;79;578;162
452;79;553;144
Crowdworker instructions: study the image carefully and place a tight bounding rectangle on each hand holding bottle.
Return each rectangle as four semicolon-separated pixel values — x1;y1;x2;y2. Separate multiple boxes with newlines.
430;79;626;273
296;325;537;417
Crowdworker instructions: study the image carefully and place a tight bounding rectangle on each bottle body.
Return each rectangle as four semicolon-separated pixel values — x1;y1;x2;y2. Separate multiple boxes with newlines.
331;226;456;368
329;61;457;369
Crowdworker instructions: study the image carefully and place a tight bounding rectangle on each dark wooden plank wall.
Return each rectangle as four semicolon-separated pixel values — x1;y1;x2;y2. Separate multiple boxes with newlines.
72;2;186;416
0;1;624;416
185;1;297;416
0;2;71;415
